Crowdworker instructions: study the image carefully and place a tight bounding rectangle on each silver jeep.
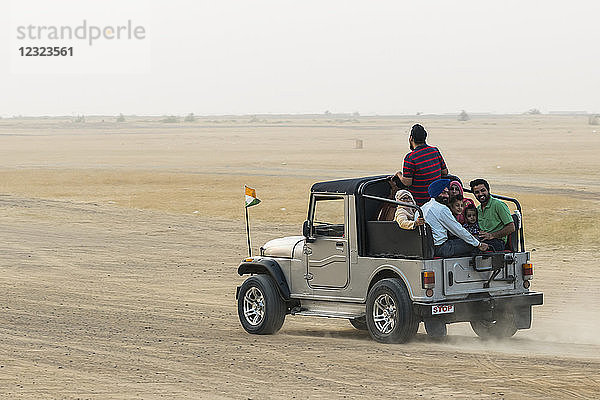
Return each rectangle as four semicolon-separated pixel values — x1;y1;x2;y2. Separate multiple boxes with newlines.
236;176;543;343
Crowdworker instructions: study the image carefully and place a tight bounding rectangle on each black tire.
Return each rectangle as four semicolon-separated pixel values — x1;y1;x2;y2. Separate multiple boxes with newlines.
424;319;448;339
470;310;518;340
237;275;286;335
366;278;419;344
349;317;368;331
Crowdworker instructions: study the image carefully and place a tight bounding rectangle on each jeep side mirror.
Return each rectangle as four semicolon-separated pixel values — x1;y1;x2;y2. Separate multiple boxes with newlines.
303;220;311;237
303;220;314;242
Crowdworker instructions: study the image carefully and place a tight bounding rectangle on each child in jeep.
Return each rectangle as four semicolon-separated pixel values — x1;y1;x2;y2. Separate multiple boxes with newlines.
463;203;480;236
448;195;465;223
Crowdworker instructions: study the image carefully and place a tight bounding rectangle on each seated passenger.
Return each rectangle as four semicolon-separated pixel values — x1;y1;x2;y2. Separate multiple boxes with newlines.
447;195;465;222
463;204;480;236
448;180;463;197
394;190;425;230
448;180;474;223
469;178;516;251
422;179;488;258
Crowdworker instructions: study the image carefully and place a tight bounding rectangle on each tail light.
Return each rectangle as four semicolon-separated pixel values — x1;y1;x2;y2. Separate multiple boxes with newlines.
522;263;533;280
422;271;435;289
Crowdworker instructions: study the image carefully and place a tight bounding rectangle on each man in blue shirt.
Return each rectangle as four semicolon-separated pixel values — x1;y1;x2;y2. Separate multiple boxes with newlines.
421;179;489;258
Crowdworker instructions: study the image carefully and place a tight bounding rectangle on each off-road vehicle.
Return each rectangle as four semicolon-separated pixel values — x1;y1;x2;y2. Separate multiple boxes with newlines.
236;175;543;343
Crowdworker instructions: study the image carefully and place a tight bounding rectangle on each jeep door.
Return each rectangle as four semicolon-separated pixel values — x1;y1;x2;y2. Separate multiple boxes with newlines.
305;194;349;288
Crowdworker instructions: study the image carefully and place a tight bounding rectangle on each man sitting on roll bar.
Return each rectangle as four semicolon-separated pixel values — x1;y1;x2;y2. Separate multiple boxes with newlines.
421;179;489;258
396;124;449;206
469;178;515;252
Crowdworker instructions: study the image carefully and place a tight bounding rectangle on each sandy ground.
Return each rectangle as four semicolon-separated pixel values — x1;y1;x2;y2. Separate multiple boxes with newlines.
1;115;600;399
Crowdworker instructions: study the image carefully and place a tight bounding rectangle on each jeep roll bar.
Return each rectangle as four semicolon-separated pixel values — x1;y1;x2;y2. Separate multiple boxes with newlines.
357;176;525;253
357;176;429;255
358;175;423;221
361;194;424;219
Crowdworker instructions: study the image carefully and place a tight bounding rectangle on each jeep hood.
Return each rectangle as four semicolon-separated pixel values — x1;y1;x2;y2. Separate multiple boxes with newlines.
261;236;305;258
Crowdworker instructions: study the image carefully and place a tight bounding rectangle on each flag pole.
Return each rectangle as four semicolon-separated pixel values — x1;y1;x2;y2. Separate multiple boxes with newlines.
244;185;260;258
245;205;252;257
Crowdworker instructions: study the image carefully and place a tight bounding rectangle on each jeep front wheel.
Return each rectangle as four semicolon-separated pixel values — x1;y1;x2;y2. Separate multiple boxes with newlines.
238;275;286;335
366;278;418;343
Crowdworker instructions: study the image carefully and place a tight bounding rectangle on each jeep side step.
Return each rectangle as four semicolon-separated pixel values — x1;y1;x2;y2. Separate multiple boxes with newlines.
290;300;365;319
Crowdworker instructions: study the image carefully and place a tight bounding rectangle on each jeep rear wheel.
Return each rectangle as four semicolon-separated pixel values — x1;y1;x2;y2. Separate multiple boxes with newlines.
366;278;418;343
470;310;517;339
238;275;286;335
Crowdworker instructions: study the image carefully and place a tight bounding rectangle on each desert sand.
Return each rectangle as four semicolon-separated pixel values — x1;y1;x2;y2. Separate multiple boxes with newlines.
1;114;599;399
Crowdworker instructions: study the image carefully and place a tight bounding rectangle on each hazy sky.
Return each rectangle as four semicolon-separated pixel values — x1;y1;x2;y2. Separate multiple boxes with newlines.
1;0;599;116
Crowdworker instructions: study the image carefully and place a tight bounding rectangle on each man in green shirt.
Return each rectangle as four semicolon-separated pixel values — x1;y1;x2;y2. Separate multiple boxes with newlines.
469;178;515;251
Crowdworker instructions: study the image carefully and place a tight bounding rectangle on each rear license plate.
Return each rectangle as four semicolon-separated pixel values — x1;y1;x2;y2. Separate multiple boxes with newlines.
432;305;454;315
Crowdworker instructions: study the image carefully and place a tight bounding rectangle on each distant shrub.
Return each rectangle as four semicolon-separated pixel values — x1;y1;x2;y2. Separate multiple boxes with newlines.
184;113;195;122
161;115;179;123
249;116;265;123
526;108;542;115
589;115;600;125
116;113;126;122
458;110;470;121
73;115;85;123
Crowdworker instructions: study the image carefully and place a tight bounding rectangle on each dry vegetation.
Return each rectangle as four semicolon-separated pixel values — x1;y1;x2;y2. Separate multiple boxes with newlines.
0;173;598;248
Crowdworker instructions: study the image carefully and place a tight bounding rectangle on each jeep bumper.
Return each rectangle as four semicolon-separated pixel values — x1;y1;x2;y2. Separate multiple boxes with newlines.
413;291;543;328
